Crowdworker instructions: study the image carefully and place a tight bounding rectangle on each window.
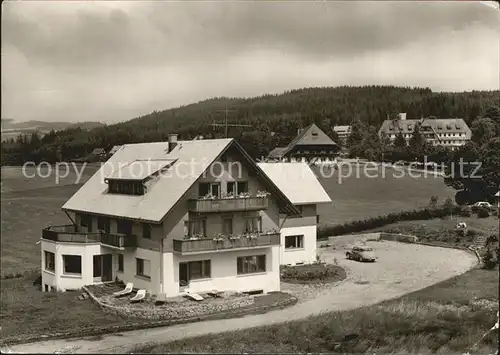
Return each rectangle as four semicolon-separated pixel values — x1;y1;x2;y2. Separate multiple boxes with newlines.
188;260;211;280
244;216;262;233
44;251;55;272
227;181;248;195
80;215;92;232
97;216;110;233
185;218;207;237
108;180;144;195
117;219;133;235
285;235;304;249
136;258;151;278
222;217;233;235
142;223;151;239
237;255;266;275
117;254;124;272
63;255;82;274
198;182;220;198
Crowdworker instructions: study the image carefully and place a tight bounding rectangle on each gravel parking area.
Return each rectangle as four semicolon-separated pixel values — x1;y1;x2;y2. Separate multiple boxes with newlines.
6;241;477;354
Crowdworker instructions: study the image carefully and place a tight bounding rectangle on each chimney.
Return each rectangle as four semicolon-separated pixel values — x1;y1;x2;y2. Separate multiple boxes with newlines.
399;113;407;121
168;133;178;153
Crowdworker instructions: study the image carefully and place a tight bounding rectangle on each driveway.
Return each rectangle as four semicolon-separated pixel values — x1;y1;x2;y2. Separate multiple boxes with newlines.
4;241;477;354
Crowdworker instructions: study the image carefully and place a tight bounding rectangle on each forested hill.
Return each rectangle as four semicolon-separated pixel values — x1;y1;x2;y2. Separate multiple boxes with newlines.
2;85;499;163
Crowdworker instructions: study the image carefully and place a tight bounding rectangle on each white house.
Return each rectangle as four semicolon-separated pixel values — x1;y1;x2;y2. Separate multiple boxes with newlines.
41;135;304;297
258;163;331;266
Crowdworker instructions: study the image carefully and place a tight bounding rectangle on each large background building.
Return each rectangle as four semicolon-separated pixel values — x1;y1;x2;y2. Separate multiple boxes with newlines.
378;113;472;150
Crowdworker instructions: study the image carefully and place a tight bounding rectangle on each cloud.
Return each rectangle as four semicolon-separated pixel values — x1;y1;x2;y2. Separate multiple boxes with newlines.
1;1;499;122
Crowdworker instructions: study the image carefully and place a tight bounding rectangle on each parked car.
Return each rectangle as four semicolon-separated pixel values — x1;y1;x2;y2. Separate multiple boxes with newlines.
346;246;376;262
472;201;494;211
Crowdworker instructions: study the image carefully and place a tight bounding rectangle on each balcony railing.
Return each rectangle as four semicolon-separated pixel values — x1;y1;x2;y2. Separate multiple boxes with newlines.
42;225;136;249
188;197;269;213
173;232;280;254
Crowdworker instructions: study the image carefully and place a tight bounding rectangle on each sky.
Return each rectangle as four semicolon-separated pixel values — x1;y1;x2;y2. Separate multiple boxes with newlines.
1;1;499;124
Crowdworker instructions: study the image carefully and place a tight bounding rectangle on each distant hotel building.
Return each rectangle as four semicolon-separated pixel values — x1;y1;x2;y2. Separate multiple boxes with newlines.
267;124;340;163
332;125;351;145
378;113;472;151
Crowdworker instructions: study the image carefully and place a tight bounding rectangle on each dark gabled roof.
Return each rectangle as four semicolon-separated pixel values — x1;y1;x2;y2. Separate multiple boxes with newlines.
268;147;287;159
267;124;339;158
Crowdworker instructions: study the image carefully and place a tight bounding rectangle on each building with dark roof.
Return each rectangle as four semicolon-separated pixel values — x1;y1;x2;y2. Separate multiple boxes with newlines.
267;124;340;163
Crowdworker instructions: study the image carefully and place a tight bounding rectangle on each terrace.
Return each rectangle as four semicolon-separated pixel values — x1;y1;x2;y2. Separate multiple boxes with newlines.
173;231;280;254
42;225;137;249
188;195;269;213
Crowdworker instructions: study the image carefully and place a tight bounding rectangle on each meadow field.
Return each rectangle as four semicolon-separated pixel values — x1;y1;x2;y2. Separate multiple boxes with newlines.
0;164;456;275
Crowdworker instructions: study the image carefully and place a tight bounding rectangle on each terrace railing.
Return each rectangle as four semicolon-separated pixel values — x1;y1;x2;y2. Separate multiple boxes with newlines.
173;232;280;254
42;225;136;249
188;197;268;213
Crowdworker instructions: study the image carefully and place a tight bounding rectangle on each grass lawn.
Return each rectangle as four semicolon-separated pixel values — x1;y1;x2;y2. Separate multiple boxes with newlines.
370;216;499;249
314;164;456;225
133;268;499;354
0;273;131;340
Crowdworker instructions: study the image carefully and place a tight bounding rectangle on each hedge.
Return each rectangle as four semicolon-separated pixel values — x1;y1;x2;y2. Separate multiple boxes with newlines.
317;206;463;240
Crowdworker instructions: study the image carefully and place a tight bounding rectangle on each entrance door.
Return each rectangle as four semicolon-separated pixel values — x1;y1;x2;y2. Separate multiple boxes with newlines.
93;255;102;280
93;254;113;282
102;254;113;282
179;262;189;287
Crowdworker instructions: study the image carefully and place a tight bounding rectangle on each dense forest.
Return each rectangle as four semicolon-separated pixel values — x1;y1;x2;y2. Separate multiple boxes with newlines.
1;85;499;165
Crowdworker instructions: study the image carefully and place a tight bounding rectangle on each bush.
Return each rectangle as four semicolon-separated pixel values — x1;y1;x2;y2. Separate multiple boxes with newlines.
317;206;461;239
482;250;498;270
477;208;490;218
459;206;472;217
280;264;345;283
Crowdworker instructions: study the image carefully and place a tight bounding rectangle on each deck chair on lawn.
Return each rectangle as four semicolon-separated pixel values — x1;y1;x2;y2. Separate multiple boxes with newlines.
113;283;133;297
155;293;167;306
130;289;146;303
184;289;204;301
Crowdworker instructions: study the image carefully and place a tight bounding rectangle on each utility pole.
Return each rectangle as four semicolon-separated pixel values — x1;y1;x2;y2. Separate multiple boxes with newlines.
211;104;251;138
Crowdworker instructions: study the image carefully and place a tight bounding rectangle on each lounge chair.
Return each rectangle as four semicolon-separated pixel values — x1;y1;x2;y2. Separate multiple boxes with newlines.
208;289;222;298
155;293;167;305
184;289;204;301
113;283;133;297
130;289;146;303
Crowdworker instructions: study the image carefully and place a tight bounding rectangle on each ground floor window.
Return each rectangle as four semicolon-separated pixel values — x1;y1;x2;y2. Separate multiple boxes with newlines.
285;235;304;249
237;255;266;275
179;260;211;284
136;258;151;278
63;255;82;274
117;254;124;272
44;251;55;272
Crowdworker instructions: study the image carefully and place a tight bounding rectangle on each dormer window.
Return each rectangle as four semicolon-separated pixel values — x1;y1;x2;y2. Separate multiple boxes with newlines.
108;180;144;195
105;159;176;196
446;124;452;130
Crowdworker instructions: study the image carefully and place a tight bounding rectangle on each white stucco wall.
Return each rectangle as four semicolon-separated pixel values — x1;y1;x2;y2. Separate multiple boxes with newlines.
168;246;280;296
280;225;317;266
114;247;162;295
41;240;104;291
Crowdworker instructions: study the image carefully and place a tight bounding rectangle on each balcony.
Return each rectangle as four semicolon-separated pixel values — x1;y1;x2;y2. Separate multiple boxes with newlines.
42;225;137;249
188;197;269;213
173;232;280;254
